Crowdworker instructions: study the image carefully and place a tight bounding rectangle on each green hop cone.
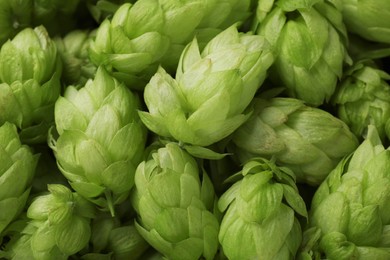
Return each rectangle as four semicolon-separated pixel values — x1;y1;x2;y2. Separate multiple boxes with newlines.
333;60;390;141
304;125;390;259
218;158;307;260
49;67;147;214
86;0;137;23
131;143;220;260
3;185;95;260
0;26;62;144
231;97;359;185
89;0;255;88
54;30;97;86
139;25;274;147
0;122;38;236
254;0;350;106
0;0;32;46
341;0;390;44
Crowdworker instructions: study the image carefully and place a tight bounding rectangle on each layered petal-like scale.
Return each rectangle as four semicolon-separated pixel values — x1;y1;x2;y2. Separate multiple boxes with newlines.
301;126;390;258
50;67;147;213
131;143;220;260
231;97;359;185
218;158;307;260
140;26;274;146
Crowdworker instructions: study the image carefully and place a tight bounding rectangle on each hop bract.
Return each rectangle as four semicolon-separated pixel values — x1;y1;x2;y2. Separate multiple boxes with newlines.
139;26;274;146
303;126;390;259
0;122;38;236
0;26;62;144
231;97;359;185
218;158;307;260
333;60;390;141
254;0;350;106
131;143;220;260
341;0;390;44
50;67;147;214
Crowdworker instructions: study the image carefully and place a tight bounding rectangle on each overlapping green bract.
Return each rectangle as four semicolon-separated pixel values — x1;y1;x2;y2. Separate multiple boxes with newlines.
333;60;390;141
54;30;97;86
131;143;220;260
302;126;390;259
2;185;95;260
0;122;38;236
89;0;254;88
232;97;359;185
254;0;350;106
50;67;147;213
0;0;32;46
139;26;274;146
341;0;390;44
218;158;307;260
0;26;62;144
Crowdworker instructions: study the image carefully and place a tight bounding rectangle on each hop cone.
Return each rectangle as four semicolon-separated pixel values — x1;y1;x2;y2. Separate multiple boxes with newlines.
2;185;95;260
0;26;62;144
49;67;147;214
218;158;307;260
231;97;359;185
333;60;390;141
254;0;350;106
0;0;32;46
54;30;97;86
0;122;38;236
139;26;274;147
131;143;220;260
89;0;254;88
341;0;390;44
302;126;390;259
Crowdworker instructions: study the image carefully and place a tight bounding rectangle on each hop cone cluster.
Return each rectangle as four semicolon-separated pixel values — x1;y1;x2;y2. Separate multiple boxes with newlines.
302;126;390;259
0;122;38;236
218;157;307;260
254;0;350;106
50;67;147;213
139;25;274;147
131;143;220;260
232;97;359;185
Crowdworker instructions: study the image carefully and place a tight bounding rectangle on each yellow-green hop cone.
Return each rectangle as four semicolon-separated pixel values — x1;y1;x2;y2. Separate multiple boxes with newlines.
333;60;390;141
54;30;97;86
131;143;220;260
218;158;307;260
303;126;390;259
254;0;350;106
3;185;96;260
139;25;274;147
0;0;32;46
231;97;359;185
0;122;38;236
0;26;62;144
49;67;147;214
341;0;390;44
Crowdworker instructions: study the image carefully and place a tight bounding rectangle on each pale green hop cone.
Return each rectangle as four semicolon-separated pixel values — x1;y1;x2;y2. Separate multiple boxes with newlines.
131;143;220;260
302;126;390;259
218;157;307;260
49;67;147;214
0;26;62;144
139;25;274;147
231;97;359;185
341;0;390;44
254;0;350;106
0;122;38;237
333;60;390;141
2;184;95;260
